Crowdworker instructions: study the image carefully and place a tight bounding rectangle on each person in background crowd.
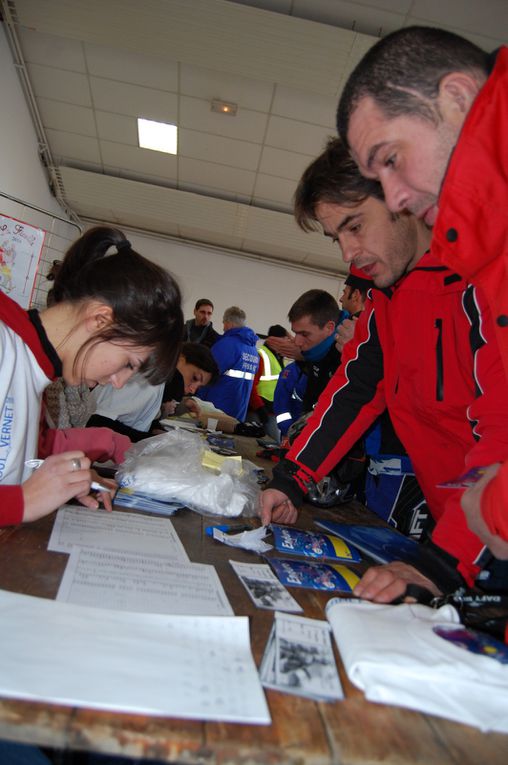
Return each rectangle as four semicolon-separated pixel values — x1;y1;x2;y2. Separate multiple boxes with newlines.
87;343;219;441
183;298;220;348
273;359;307;439
0;226;183;525
249;324;288;442
337;25;508;559
197;306;259;421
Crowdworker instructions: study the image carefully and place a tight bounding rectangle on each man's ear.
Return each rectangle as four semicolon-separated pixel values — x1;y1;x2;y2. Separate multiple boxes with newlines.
85;301;114;332
325;319;336;336
438;72;481;123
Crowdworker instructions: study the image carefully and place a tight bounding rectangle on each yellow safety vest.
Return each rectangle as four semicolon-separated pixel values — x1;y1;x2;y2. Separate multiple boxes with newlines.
256;345;282;402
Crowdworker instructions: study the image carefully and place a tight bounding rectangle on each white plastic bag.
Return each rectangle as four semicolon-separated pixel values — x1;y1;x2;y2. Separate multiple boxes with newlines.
117;430;260;517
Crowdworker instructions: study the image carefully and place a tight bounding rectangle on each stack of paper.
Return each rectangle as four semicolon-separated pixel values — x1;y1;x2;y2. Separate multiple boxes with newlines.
0;590;270;724
259;611;343;702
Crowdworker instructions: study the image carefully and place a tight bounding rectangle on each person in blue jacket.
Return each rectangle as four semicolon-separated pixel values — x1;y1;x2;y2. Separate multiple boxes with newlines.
197;306;259;421
273;361;307;437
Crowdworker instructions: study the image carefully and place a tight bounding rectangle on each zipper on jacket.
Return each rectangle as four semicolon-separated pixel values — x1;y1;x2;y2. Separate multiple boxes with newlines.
435;318;444;401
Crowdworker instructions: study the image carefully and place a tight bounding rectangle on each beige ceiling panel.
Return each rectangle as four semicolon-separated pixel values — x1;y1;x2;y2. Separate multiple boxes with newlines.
178;129;261;172
100;141;178;179
177;182;252;207
410;0;508;40
95;111;138;145
294;0;406;37
14;0;364;97
265;115;330;156
252;174;296;209
90;78;178;122
26;63;91;106
180;96;268;144
37;98;96;137
272;84;336;128
58;168;247;235
18;26;86;71
180;63;274;112
179;157;256;197
84;43;178;91
177;227;244;250
46;128;101;163
258;146;313;182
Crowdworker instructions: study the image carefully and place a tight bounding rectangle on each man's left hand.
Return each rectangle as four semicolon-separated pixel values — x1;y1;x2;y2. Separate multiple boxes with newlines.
353;561;441;603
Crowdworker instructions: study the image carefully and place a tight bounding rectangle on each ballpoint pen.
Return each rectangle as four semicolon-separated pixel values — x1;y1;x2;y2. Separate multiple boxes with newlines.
24;459;113;493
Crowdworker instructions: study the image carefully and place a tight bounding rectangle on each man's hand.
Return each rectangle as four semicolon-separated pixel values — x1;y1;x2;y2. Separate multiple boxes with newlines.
267;335;303;361
461;464;508;559
335;317;358;353
353;561;441;603
259;488;298;526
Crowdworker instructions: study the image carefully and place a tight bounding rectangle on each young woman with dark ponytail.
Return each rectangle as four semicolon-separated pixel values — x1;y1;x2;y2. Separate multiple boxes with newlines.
0;225;183;525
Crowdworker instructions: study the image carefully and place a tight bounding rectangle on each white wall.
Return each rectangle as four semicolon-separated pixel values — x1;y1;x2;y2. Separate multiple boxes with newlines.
0;21;343;321
0;23;79;308
122;229;344;336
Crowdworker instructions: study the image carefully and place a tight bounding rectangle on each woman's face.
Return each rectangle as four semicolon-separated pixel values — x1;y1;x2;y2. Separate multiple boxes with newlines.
177;358;212;395
64;340;153;389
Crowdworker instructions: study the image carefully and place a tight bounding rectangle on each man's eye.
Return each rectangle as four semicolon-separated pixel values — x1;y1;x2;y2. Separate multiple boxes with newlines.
384;154;396;168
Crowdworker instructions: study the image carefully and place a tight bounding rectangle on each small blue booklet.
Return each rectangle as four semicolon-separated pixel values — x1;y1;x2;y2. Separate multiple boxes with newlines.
271;525;361;563
314;519;420;565
114;488;183;516
267;557;360;593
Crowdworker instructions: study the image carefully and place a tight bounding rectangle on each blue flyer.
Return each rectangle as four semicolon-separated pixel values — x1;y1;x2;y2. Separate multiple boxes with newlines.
271;525;361;563
267;557;360;593
314;520;420;565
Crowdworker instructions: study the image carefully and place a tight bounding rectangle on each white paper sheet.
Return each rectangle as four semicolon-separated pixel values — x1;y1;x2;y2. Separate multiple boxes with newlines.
57;547;233;616
48;506;188;560
0;589;270;724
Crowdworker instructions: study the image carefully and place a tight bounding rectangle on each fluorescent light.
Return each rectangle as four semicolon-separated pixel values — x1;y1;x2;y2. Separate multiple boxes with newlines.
137;118;177;154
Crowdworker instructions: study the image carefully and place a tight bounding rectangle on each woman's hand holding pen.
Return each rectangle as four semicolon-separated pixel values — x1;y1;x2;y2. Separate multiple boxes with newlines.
22;452;115;521
259;488;298;526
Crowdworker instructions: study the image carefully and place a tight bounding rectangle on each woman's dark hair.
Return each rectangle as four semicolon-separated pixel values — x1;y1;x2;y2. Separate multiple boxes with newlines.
52;226;183;384
180;342;219;385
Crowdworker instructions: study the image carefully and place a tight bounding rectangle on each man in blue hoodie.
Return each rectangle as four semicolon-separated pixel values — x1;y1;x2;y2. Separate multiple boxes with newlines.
288;289;343;413
197;306;259;421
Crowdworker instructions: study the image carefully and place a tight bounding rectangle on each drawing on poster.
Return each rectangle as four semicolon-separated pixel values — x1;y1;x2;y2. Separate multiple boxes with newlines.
0;214;46;308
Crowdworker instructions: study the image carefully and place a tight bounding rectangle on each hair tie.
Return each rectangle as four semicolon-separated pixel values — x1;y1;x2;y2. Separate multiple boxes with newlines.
116;239;132;252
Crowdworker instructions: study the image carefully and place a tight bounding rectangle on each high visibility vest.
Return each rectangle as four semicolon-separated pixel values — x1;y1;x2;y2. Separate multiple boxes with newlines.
256;345;282;402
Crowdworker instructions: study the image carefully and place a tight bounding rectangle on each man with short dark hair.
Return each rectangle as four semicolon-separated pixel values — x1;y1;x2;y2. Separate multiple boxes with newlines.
287;289;342;413
260;138;508;603
340;269;370;317
183;298;220;348
337;26;508;561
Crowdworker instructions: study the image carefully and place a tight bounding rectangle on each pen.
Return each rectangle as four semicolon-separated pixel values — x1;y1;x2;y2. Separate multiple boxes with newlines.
24;459;113;493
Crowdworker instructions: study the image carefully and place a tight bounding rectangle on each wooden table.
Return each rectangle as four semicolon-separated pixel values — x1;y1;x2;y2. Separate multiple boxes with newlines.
0;436;506;764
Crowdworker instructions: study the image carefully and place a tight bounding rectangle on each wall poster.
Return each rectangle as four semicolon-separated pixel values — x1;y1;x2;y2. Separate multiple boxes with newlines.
0;214;46;308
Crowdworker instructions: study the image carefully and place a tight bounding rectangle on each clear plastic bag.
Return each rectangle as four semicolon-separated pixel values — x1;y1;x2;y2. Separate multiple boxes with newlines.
116;430;260;517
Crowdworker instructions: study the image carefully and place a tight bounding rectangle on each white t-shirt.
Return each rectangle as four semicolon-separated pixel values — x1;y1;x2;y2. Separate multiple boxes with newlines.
90;375;164;432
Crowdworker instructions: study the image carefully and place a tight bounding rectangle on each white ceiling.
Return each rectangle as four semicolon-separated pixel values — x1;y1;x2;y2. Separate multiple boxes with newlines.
2;0;507;276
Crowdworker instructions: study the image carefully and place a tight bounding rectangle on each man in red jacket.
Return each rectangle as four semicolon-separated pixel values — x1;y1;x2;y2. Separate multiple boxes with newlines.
336;25;508;560
260;138;508;602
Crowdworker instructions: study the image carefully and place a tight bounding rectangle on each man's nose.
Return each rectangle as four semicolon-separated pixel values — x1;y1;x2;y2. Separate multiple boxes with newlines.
381;175;410;213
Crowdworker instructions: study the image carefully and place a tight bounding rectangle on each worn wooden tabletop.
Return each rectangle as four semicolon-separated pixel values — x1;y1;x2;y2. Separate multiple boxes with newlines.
0;435;506;764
